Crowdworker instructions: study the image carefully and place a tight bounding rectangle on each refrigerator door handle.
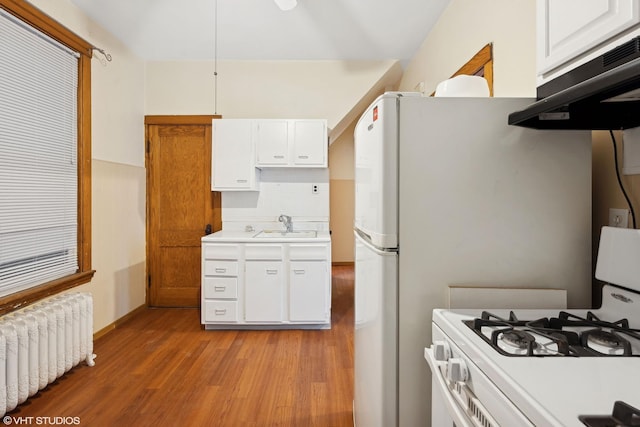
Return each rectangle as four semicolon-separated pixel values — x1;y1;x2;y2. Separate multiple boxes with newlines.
354;228;397;254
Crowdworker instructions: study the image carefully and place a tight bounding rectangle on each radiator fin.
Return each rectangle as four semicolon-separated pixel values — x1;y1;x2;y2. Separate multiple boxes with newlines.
0;292;95;415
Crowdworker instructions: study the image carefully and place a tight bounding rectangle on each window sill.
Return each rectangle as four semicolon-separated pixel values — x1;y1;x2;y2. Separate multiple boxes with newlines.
0;270;96;316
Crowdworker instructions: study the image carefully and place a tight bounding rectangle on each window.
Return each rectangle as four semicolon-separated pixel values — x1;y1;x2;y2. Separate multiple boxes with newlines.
0;1;94;314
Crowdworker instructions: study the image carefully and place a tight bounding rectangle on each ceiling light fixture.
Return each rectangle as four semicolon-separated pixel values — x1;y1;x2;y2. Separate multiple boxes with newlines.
274;0;297;11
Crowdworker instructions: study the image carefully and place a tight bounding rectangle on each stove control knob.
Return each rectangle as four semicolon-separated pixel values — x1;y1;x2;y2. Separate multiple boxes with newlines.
446;358;469;383
433;341;451;361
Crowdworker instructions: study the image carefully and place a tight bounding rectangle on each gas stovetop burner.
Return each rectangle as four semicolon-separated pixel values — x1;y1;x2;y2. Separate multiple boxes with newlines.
464;310;640;357
583;329;631;355
502;330;537;350
579;401;640;426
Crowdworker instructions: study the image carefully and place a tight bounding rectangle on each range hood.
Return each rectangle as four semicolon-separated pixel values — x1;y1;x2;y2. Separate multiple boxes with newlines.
509;36;640;130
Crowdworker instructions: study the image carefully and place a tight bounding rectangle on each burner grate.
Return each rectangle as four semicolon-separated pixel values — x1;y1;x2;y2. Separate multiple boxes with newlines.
464;311;640;357
579;401;640;426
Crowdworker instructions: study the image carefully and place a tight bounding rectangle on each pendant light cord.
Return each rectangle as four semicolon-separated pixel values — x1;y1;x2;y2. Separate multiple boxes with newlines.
214;0;218;115
609;130;637;229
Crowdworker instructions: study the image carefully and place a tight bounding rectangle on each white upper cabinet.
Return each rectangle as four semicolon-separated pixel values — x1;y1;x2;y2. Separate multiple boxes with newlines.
292;120;327;166
212;119;259;191
537;0;640;84
255;119;327;168
255;120;289;166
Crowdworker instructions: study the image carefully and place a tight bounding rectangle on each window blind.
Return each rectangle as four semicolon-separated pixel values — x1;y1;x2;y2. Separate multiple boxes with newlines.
0;10;80;297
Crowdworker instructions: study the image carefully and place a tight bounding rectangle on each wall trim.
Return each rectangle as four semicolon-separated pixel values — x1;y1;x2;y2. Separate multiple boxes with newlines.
93;304;147;340
332;262;354;267
144;115;221;125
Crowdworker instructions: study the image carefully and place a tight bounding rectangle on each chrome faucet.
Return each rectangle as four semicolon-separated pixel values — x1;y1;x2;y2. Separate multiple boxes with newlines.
278;214;293;232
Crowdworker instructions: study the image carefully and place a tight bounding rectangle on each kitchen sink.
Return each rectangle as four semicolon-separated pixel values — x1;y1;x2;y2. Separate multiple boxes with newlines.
253;230;317;238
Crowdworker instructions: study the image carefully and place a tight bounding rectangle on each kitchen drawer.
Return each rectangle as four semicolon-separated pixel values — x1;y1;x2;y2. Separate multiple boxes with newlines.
203;244;240;260
203;300;238;322
203;277;238;299
289;244;328;261
204;260;238;276
245;244;282;260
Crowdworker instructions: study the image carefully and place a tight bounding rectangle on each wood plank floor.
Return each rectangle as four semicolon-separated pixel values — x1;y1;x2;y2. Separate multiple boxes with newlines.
10;266;354;426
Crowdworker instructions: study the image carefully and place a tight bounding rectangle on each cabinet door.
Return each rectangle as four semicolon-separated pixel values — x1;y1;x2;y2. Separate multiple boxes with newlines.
212;119;257;190
245;261;283;322
538;0;640;77
292;120;327;166
289;261;329;322
256;120;288;166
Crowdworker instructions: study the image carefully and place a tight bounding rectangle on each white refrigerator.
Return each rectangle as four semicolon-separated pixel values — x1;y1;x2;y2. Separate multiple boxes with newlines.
353;93;592;427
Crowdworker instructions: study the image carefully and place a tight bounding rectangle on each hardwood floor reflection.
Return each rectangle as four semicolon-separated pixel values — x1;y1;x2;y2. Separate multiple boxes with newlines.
10;265;354;426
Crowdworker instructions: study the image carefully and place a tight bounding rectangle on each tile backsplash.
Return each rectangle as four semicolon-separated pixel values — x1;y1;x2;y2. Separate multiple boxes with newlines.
222;168;329;231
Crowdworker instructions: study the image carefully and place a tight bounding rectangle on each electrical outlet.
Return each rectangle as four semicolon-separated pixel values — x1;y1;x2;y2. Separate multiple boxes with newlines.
609;208;629;228
312;184;319;194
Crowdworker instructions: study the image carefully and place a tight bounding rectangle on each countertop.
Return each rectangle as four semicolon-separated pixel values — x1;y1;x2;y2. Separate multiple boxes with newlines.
202;229;331;243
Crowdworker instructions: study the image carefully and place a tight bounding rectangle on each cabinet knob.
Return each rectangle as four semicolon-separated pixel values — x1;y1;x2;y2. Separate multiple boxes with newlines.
215;268;227;273
266;269;278;275
297;155;309;159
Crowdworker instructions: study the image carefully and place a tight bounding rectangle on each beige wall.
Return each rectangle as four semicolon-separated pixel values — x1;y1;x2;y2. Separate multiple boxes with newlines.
28;0;147;332
25;0;399;328
145;60;399;129
29;0;640;331
399;0;537;96
145;60;396;262
324;0;538;263
593;131;640;230
592;131;640;303
329;121;356;263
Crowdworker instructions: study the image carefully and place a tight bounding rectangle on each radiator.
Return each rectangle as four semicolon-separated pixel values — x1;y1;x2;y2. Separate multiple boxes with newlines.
0;292;96;415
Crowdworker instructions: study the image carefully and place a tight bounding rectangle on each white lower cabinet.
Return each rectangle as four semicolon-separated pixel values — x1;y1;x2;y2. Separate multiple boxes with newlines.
201;244;241;324
289;261;329;322
201;240;331;329
245;261;284;322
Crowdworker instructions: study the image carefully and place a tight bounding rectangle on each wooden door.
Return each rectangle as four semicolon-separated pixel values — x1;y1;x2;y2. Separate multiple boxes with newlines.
146;116;221;307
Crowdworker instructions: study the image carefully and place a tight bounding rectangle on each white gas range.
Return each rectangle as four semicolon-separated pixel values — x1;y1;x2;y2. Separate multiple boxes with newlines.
425;226;640;427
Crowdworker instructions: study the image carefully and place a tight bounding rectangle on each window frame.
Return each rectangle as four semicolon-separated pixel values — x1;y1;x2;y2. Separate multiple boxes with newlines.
0;0;94;314
431;43;494;96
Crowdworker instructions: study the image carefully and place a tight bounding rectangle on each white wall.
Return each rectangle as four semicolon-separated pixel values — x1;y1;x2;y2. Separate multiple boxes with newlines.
27;0;147;332
399;0;537;97
222;169;330;230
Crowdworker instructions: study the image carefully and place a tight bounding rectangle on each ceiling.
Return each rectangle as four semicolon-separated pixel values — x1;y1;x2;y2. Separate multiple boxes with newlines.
69;0;451;63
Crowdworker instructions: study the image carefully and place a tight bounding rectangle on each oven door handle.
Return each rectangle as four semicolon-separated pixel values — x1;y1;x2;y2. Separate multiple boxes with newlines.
424;346;474;427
